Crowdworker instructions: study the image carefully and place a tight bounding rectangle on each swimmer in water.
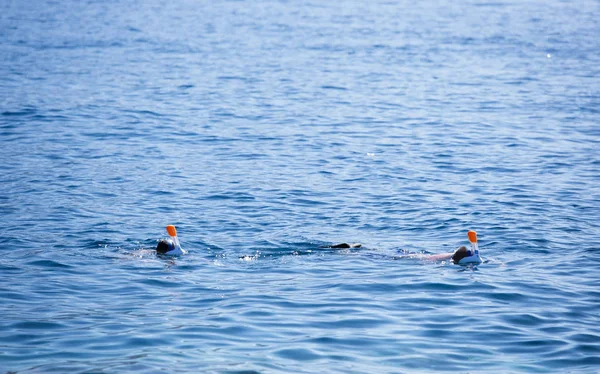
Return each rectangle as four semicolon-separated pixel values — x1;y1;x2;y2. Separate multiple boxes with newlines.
329;230;482;265
407;230;482;264
156;225;186;256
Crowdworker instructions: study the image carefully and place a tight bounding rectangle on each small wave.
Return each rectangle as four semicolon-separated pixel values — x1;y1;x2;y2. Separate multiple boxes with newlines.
26;259;72;269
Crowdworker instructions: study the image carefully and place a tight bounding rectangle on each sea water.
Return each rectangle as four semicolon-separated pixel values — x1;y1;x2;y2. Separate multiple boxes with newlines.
1;0;599;372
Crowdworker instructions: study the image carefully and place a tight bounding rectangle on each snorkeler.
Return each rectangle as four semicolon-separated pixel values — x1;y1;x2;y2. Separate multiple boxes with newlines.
404;230;482;264
329;230;482;265
156;225;186;256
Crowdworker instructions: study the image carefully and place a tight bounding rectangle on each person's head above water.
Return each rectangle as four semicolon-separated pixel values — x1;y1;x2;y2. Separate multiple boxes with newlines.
452;230;482;264
156;225;186;256
156;238;176;254
451;246;470;264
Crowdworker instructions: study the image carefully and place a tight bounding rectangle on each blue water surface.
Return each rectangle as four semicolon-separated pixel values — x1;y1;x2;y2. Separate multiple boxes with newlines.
1;0;599;372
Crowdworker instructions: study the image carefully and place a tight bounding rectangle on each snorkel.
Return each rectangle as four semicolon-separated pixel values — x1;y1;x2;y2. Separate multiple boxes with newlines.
166;225;181;249
159;225;185;256
458;230;482;264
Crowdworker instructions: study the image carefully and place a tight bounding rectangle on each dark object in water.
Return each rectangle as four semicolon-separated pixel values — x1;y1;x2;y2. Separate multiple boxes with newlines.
156;239;175;254
323;243;362;249
451;246;470;264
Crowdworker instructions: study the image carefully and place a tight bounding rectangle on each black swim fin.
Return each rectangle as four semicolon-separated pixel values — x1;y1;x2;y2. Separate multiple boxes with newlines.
325;243;362;249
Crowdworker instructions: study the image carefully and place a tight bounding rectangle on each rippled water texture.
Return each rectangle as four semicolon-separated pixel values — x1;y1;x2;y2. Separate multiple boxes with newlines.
1;0;599;372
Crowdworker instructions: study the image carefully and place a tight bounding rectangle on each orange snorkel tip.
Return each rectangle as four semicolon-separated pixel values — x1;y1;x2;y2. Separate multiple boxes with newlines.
459;230;482;264
166;225;177;237
467;230;477;243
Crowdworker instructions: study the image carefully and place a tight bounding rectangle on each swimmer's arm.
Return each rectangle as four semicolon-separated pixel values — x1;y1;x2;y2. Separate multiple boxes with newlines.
393;252;453;261
424;246;468;261
424;252;454;261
